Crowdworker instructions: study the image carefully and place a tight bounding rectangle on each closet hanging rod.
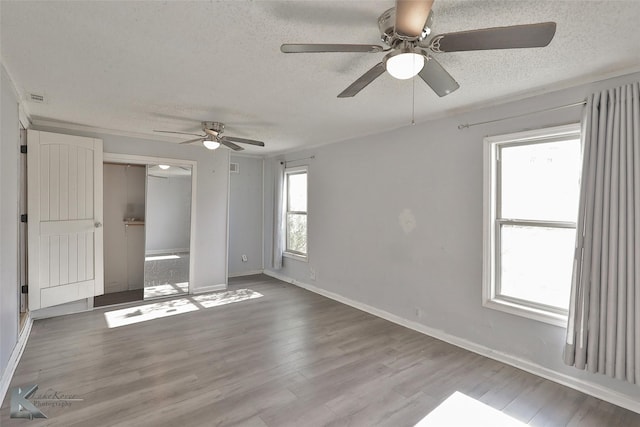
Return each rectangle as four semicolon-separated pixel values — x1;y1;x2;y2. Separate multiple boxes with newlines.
457;100;586;130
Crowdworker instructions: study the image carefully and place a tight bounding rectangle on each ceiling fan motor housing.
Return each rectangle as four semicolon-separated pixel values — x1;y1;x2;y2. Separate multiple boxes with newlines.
378;7;432;47
202;121;224;135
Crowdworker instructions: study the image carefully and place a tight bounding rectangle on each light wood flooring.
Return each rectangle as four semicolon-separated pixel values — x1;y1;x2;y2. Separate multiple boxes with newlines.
2;274;639;426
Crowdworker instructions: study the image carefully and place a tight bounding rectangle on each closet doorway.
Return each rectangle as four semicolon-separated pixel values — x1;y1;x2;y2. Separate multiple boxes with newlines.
143;163;193;299
94;153;197;308
96;162;146;306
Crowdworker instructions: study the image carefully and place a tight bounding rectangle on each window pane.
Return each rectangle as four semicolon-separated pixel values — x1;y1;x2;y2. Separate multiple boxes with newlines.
500;224;574;310
286;213;307;254
288;172;307;212
500;139;581;222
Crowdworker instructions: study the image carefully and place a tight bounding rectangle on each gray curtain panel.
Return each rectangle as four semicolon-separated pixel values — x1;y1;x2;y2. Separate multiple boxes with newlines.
564;82;640;384
272;161;285;270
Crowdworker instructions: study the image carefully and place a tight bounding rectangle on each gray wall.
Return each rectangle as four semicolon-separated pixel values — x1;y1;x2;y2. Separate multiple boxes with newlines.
146;174;191;253
229;155;263;276
264;71;640;402
0;65;20;380
33;125;230;294
104;164;145;293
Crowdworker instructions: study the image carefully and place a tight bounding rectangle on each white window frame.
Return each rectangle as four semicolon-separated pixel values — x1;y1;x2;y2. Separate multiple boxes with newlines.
284;165;308;261
483;123;581;327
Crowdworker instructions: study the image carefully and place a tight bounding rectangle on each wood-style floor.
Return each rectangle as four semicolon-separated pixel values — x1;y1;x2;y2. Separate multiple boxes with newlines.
94;289;143;307
2;274;639;426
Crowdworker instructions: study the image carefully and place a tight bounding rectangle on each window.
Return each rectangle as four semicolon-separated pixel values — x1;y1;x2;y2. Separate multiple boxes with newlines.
483;124;582;326
284;166;307;258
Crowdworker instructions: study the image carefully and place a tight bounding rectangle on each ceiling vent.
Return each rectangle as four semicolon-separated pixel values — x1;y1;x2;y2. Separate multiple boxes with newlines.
230;162;240;174
28;93;46;103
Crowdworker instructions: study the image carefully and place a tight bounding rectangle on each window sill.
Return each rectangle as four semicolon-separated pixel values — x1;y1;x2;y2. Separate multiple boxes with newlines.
283;252;308;262
483;297;568;328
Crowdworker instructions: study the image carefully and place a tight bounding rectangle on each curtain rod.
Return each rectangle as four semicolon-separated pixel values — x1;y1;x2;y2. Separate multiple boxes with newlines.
280;155;315;165
457;100;586;130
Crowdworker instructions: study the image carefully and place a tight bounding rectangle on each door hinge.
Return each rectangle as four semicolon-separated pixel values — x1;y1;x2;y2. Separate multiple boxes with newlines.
20;214;28;223
20;145;27;154
21;285;28;294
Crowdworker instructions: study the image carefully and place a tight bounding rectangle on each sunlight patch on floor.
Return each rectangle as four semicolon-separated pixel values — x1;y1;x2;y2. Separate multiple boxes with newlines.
104;288;264;328
192;288;263;308
145;254;180;261
415;392;526;427
144;282;189;299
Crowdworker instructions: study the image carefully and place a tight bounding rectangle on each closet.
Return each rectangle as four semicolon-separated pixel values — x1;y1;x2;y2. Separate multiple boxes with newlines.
96;163;145;306
96;160;194;307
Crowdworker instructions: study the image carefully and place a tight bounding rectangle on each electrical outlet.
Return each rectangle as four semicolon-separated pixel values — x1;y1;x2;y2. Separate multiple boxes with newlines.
309;268;316;281
415;308;423;319
241;254;248;262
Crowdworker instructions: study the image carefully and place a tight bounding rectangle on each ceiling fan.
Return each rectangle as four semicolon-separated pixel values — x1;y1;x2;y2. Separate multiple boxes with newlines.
154;121;265;151
281;0;556;98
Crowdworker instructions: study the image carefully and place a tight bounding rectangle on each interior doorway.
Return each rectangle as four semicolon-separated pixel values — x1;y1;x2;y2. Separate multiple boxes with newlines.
94;163;146;307
143;164;192;299
94;153;196;308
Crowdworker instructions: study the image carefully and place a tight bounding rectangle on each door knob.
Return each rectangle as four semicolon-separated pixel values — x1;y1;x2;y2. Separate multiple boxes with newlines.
95;222;103;228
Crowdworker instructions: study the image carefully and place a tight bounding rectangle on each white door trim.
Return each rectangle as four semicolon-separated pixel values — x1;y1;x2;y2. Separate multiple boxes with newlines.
103;153;198;294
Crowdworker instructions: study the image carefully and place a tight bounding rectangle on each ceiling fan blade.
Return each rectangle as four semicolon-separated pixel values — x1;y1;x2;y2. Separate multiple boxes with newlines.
337;62;386;98
395;0;434;39
222;136;265;147
418;56;459;97
430;22;557;53
179;137;205;145
281;44;384;53
219;139;244;151
154;130;204;137
203;128;219;137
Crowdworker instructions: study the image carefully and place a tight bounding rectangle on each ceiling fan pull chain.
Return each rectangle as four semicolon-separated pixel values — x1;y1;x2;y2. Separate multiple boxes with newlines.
411;73;416;126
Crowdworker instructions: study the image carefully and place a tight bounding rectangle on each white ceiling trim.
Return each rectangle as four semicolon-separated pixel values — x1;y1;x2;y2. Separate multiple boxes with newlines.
31;118;180;144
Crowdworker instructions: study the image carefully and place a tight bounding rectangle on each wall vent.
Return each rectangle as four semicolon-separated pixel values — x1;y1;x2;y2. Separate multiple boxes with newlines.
29;93;46;103
230;162;240;173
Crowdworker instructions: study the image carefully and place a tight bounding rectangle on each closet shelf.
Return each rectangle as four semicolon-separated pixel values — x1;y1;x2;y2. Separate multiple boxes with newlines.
124;220;145;226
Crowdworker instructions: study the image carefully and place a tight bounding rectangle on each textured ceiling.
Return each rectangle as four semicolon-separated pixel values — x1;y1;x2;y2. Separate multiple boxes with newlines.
2;1;640;154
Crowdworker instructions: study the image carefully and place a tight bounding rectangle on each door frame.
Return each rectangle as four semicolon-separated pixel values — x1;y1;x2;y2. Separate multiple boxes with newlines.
19;126;28;322
103;153;197;295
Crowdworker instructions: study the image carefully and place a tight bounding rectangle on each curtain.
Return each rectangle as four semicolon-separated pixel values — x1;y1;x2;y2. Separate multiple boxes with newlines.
564;82;640;384
272;161;286;269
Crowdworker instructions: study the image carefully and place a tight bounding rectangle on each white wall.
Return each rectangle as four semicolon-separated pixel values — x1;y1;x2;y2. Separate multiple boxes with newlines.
228;155;263;276
32;125;230;295
264;72;640;407
0;65;20;384
146;174;192;253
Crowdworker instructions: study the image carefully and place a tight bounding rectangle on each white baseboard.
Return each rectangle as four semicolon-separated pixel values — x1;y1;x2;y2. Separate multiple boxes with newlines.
145;248;189;256
264;270;640;415
31;298;91;320
228;270;264;278
191;284;227;295
0;315;33;405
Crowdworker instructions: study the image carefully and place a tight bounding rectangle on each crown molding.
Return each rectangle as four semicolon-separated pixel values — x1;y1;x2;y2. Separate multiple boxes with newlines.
30;118;180;144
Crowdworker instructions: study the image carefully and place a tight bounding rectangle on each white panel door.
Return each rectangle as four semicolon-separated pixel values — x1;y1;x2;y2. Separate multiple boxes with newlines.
27;130;104;309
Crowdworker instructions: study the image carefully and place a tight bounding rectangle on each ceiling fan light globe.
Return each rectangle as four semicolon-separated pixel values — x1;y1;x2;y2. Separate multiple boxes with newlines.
203;140;221;150
386;52;424;79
